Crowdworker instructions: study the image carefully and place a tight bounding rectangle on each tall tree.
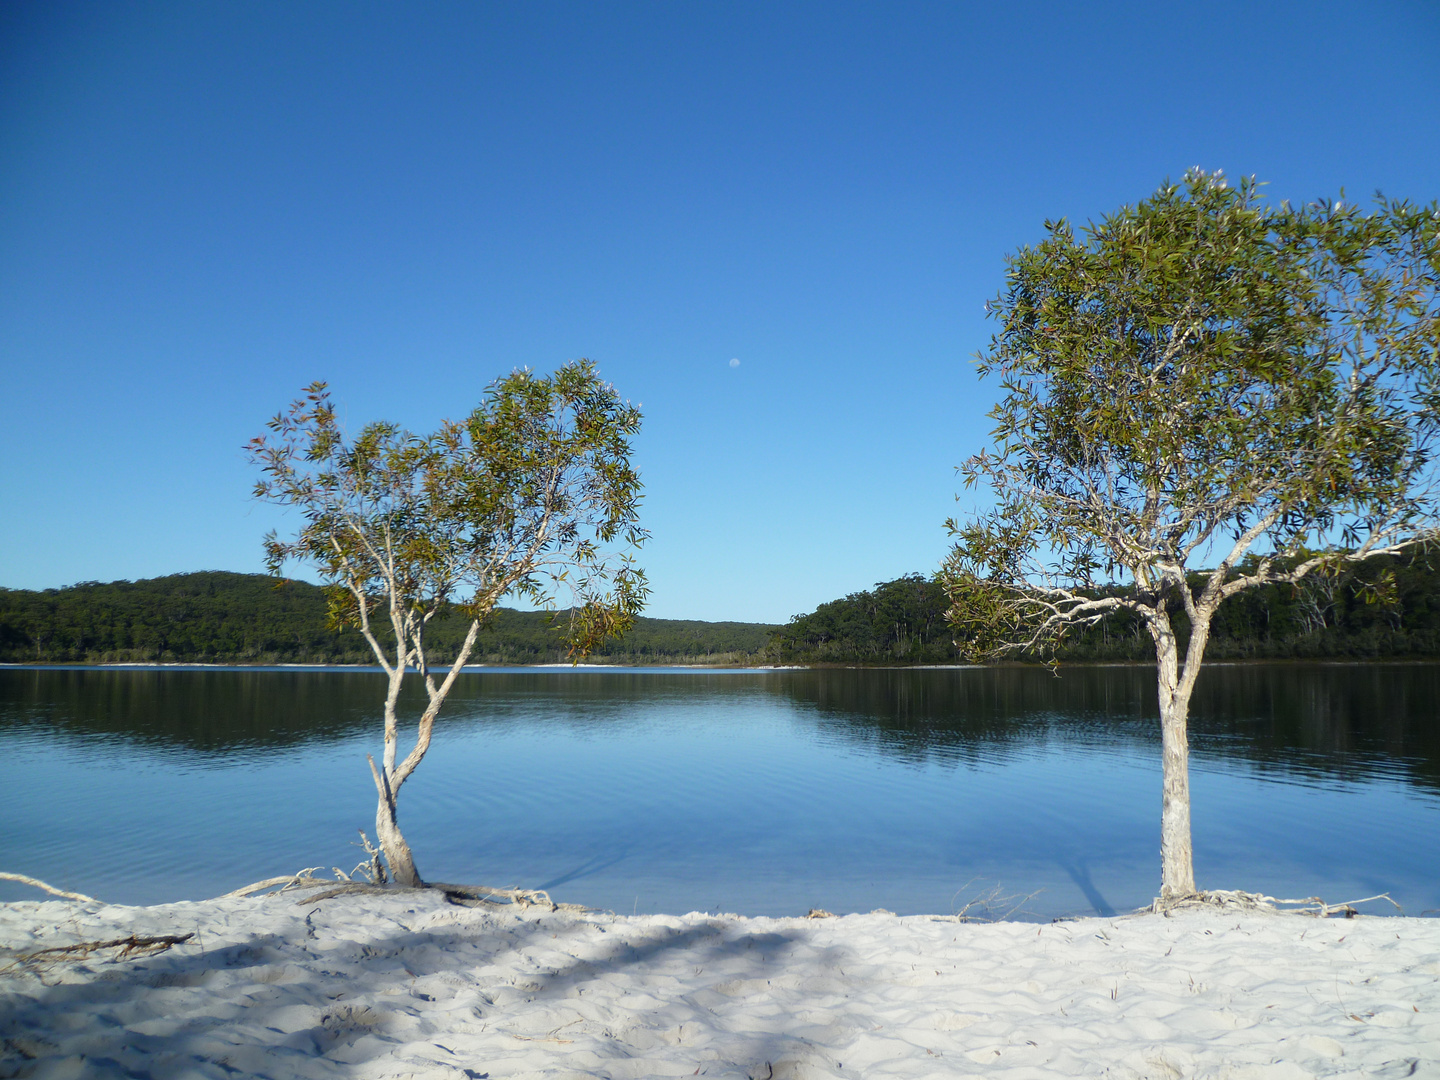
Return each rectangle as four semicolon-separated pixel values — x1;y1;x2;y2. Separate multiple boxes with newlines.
248;361;648;887
943;171;1440;900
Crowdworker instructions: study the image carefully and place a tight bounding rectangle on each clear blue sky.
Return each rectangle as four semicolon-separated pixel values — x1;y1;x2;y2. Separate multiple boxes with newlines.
3;1;1437;623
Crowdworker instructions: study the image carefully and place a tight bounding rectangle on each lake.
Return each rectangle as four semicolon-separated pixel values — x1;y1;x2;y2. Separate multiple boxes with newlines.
3;663;1438;920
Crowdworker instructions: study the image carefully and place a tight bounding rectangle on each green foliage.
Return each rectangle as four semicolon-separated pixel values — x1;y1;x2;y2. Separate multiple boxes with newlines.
764;557;1440;665
247;364;657;881
1038;550;1440;661
0;573;776;664
9;563;1440;668
0;572;353;664
248;362;649;666
765;575;958;664
944;170;1440;660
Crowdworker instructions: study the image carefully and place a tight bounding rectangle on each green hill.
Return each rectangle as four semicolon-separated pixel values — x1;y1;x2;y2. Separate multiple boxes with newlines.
0;572;776;665
11;554;1440;668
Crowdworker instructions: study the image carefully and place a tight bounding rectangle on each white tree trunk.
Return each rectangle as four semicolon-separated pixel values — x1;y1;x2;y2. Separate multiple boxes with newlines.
375;784;421;888
1149;615;1198;898
367;751;421;887
367;659;424;888
1157;689;1196;898
361;618;484;890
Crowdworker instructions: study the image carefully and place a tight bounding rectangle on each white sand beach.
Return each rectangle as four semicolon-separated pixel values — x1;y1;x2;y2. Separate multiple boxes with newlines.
2;889;1437;1079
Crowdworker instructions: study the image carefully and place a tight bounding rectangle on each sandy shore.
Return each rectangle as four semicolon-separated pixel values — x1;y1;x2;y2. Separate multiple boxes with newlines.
2;890;1436;1079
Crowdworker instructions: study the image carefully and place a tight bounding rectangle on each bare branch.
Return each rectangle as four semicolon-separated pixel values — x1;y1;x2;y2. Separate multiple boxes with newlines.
0;872;99;904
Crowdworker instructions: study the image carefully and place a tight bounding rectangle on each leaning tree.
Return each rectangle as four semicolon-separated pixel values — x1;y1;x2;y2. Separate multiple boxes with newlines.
248;361;648;888
943;171;1440;901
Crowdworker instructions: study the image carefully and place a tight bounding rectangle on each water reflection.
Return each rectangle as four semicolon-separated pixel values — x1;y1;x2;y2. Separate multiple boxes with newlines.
3;664;1440;794
2;663;1438;914
1187;663;1440;792
766;664;1440;793
762;665;1155;767
0;667;386;754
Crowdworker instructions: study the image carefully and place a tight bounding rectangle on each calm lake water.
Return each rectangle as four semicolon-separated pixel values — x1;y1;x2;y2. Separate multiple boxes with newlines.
3;664;1438;919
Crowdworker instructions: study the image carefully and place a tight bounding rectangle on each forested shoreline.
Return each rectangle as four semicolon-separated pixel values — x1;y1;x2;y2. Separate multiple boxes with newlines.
5;556;1440;667
768;554;1440;665
0;572;774;665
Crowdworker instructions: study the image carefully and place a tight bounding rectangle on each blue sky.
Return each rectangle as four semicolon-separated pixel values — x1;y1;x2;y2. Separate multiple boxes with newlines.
2;1;1438;623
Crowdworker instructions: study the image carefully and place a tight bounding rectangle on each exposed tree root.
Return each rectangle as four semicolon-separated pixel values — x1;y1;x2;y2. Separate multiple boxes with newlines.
220;868;362;899
431;883;591;913
222;875;318;898
295;882;393;904
1149;889;1403;918
293;881;592;909
220;868;585;911
354;829;387;885
429;883;560;909
0;872;100;904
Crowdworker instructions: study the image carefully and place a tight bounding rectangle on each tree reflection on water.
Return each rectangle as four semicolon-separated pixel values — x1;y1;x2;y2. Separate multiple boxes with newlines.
3;662;1439;792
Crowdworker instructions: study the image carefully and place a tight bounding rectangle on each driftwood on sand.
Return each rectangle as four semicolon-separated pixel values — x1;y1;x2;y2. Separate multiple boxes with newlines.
1148;888;1404;918
0;872;99;905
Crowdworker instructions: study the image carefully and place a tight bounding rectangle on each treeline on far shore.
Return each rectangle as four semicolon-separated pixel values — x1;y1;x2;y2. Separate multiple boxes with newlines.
0;572;775;666
6;554;1440;667
768;554;1440;664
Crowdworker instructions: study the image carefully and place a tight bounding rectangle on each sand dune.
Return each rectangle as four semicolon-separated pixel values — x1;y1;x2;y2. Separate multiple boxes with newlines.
2;889;1437;1078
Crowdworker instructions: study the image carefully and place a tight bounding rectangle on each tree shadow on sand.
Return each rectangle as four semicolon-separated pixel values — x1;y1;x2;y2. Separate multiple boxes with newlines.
0;894;862;1079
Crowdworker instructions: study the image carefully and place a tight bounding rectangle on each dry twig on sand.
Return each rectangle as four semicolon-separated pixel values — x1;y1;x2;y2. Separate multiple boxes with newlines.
2;933;195;977
946;880;1044;922
353;829;387;885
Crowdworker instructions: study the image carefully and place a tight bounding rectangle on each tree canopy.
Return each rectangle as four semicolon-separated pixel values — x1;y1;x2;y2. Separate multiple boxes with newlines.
248;361;649;887
764;575;959;664
943;170;1440;899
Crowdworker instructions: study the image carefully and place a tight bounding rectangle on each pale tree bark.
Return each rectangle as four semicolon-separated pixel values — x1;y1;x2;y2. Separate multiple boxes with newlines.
1145;579;1221;899
343;512;542;887
335;540;432;890
1148;615;1195;898
360;602;486;888
368;753;419;887
373;607;416;886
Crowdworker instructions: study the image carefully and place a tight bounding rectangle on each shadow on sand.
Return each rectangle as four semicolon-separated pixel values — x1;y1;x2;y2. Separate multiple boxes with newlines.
0;892;850;1079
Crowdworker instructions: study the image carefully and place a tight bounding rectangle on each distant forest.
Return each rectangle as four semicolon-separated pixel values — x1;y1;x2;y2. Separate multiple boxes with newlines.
0;572;774;665
767;554;1440;664
5;554;1440;666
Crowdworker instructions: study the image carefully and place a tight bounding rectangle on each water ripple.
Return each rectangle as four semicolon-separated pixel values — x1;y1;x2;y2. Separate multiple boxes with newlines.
3;665;1440;916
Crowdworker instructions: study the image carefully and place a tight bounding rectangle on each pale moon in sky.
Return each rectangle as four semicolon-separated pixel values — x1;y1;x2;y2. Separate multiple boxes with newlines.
729;358;740;368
